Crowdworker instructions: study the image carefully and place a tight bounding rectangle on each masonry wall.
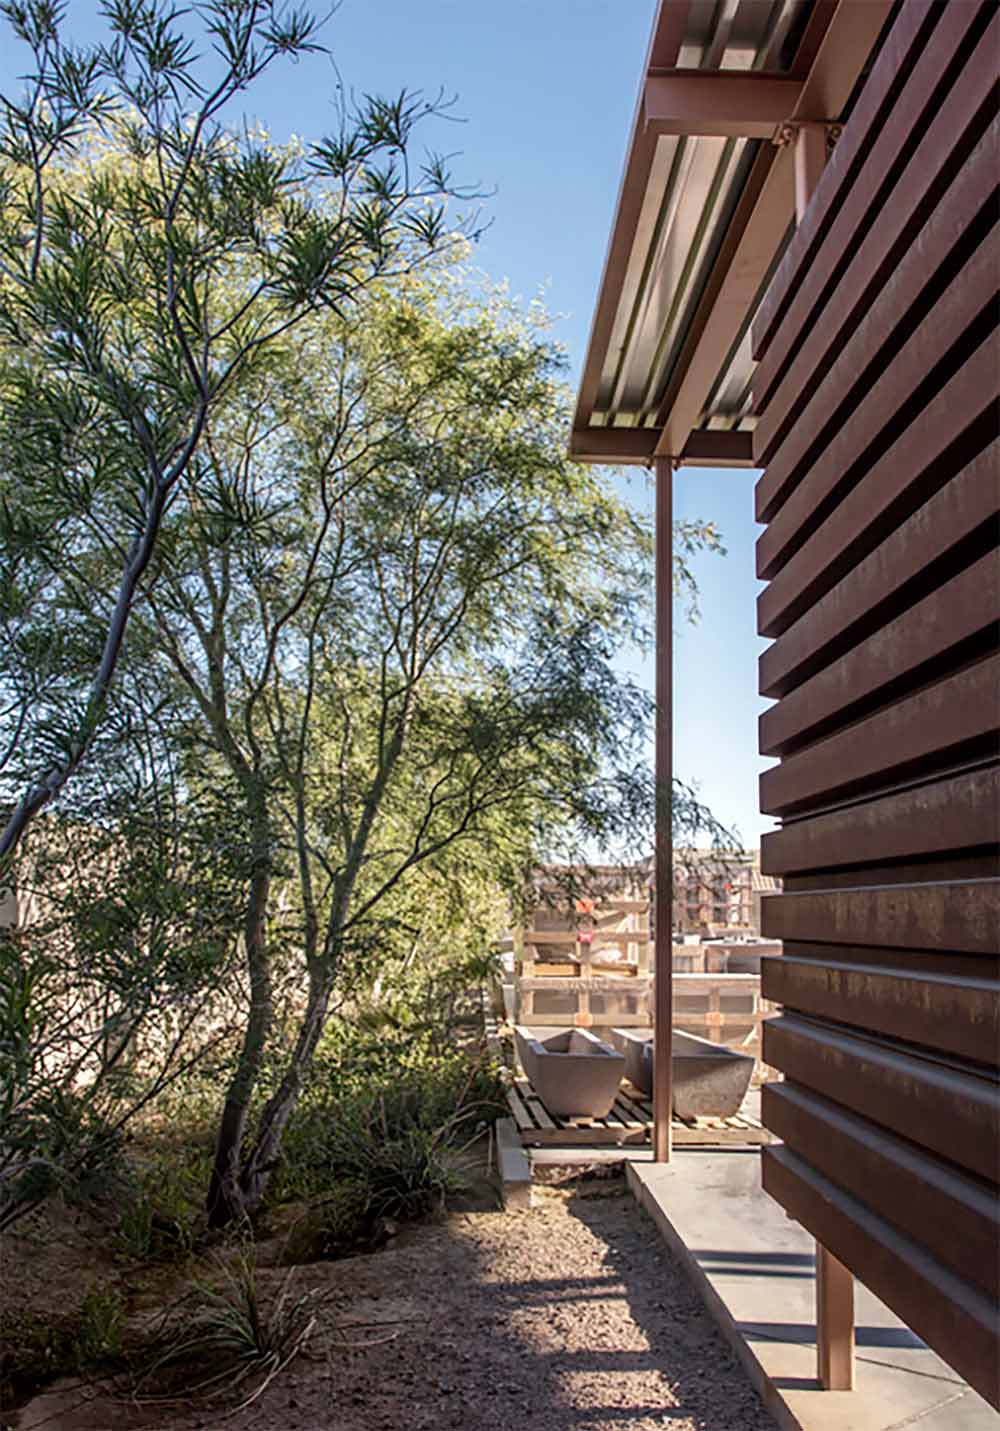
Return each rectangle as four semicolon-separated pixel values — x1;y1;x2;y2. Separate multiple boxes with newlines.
749;0;999;1405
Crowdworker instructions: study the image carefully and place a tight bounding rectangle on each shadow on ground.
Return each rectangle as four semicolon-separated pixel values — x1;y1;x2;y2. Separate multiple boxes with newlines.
13;1173;778;1431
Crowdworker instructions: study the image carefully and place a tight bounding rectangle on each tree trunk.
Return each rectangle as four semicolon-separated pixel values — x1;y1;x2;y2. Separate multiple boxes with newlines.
234;963;334;1216
206;845;272;1228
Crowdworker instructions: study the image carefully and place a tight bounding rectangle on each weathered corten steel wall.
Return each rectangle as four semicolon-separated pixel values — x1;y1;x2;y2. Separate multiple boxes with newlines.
750;0;999;1407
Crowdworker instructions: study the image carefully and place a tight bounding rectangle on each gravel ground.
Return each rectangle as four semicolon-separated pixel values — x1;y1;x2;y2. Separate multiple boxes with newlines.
15;1178;777;1431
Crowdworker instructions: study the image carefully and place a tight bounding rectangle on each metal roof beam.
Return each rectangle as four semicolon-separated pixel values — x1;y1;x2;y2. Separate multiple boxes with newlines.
680;430;755;466
569;426;658;464
644;72;803;139
569;425;755;467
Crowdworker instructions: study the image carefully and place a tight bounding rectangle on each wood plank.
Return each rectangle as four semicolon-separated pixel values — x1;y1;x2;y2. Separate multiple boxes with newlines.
516;1079;556;1130
517;975;653;992
759;654;1000;817
612;1097;646;1129
506;1087;535;1134
528;961;641;978
518;1012;653;1028
673;973;762;991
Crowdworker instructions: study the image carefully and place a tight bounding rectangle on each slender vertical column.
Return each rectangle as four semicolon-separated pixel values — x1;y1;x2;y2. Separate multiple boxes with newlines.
653;457;674;1162
817;1242;855;1389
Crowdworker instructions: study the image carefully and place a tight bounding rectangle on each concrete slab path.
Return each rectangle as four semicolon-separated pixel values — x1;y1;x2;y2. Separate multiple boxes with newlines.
627;1149;998;1431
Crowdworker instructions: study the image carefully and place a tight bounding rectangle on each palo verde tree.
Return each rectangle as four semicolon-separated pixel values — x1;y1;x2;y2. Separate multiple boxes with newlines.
129;263;725;1225
0;658;249;1230
0;0;473;858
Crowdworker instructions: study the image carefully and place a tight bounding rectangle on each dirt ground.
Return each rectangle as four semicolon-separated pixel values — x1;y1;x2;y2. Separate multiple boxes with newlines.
10;1177;776;1431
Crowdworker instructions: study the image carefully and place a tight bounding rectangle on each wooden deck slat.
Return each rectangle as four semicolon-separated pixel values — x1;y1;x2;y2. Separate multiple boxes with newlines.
506;1087;535;1133
515;1077;557;1130
507;1074;771;1148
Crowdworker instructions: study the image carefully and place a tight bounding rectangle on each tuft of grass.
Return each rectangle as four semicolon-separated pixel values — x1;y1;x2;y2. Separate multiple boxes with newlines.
115;1150;208;1262
349;1118;479;1223
138;1246;317;1412
74;1287;126;1368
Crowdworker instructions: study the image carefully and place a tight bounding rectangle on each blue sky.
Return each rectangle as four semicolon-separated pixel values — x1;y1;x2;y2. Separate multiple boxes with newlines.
0;0;775;844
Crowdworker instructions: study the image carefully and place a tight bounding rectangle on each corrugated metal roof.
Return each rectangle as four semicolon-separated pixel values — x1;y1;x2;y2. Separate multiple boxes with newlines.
592;0;809;439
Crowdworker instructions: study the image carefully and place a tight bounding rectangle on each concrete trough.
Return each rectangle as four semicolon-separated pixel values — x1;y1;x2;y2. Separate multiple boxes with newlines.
514;1025;625;1118
611;1027;754;1119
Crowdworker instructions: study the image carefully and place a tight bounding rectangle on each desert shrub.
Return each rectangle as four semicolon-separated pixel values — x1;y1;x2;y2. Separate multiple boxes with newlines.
141;1248;317;1411
282;1179;376;1264
273;1033;504;1207
115;1149;211;1262
0;1287;127;1404
342;1121;478;1222
0;1308;77;1404
74;1287;126;1367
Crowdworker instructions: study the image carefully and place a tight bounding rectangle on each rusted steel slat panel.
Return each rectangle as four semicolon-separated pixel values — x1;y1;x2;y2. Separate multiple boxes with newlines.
762;1014;1000;1179
766;940;998;984
759;655;1000;816
761;769;1000;876
759;553;998;756
755;109;999;478
753;13;998;483
762;955;1000;1065
757;337;996;638
781;853;1000;890
762;1082;1000;1301
762;1145;1000;1409
760;879;1000;956
751;0;941;366
757;234;998;586
760;446;1000;698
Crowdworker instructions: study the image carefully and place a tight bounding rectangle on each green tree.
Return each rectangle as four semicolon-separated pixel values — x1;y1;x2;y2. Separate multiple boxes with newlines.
0;0;470;857
0;681;247;1229
130;267;669;1223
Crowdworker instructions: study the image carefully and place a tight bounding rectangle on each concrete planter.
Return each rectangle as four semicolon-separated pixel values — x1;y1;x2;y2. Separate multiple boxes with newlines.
514;1025;625;1118
611;1028;753;1119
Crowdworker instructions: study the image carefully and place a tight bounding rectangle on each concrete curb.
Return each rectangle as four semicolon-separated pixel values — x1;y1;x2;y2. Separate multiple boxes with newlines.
497;1116;532;1211
626;1161;805;1431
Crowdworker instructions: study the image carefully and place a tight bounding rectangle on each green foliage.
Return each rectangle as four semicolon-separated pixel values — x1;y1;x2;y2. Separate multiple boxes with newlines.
0;758;246;1230
0;1286;126;1404
343;1122;479;1224
274;1034;504;1208
115;1147;211;1261
283;1178;375;1263
143;1248;317;1410
74;1286;126;1368
0;0;474;857
0;1307;77;1404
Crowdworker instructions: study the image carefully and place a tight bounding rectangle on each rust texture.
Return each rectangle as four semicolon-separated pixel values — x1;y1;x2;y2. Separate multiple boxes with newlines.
753;0;1000;1408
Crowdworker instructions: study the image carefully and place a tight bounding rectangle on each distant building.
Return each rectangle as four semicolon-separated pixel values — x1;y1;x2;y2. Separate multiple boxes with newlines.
672;849;778;938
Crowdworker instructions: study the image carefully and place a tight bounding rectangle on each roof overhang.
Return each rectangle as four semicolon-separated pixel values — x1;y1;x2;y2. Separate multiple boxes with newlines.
572;0;893;466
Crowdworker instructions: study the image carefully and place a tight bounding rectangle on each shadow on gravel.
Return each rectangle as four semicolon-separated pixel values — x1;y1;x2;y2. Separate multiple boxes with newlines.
12;1174;780;1431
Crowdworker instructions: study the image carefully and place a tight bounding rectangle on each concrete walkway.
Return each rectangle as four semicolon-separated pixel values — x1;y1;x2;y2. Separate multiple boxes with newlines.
626;1148;998;1431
